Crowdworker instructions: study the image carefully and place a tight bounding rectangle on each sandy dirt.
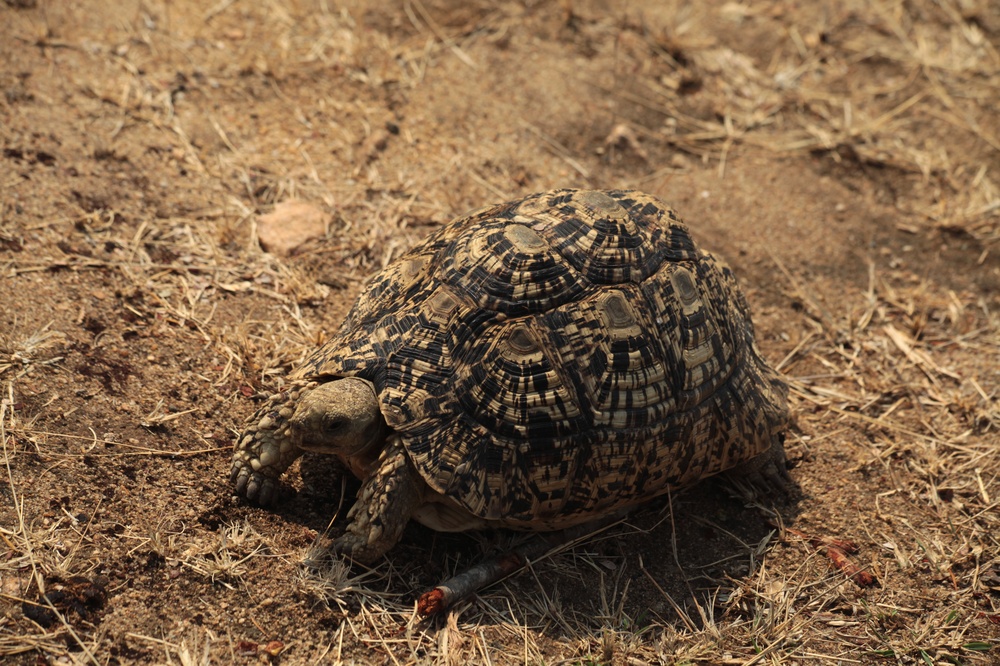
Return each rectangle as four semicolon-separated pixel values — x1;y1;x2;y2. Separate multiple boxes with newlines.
1;0;998;664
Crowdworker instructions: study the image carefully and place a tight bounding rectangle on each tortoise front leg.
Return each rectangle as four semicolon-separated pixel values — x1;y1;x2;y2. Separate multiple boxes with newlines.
312;435;423;564
231;383;315;505
231;424;302;506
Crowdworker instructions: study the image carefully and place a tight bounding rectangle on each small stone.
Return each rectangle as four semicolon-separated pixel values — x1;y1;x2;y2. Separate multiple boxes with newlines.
257;201;328;256
262;641;284;657
670;154;689;169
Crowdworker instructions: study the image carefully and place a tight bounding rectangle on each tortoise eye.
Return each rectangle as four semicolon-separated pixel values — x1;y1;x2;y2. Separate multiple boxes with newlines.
324;418;347;435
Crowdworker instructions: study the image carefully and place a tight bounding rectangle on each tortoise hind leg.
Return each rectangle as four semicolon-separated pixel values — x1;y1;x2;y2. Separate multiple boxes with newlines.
723;434;792;497
310;435;423;565
417;512;628;615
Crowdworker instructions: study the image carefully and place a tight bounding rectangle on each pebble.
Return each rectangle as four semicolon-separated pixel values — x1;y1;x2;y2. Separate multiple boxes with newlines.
256;200;328;256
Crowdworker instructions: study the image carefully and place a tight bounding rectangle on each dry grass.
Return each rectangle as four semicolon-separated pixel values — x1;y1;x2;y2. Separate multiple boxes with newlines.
1;0;998;663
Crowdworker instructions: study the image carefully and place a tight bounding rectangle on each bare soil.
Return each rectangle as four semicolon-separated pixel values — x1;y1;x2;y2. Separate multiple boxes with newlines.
2;1;998;664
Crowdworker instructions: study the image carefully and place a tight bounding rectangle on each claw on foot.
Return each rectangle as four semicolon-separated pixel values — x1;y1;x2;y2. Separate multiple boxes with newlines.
300;531;379;567
724;434;793;499
245;475;276;505
328;530;379;563
230;464;247;491
230;460;278;505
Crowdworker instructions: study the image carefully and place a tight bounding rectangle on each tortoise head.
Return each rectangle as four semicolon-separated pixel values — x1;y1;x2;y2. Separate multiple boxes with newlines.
290;377;386;456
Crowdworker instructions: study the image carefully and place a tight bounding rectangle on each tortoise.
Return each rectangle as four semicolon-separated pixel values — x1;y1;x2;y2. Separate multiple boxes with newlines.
230;188;789;564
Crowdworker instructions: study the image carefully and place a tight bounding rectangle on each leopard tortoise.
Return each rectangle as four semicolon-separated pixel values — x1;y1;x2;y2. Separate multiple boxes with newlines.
231;188;789;563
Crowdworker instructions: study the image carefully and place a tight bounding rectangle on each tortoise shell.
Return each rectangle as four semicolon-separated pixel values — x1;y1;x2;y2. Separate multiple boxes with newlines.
293;188;787;526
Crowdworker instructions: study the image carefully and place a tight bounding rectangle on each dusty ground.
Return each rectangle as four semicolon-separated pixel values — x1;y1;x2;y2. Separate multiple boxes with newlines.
2;0;999;663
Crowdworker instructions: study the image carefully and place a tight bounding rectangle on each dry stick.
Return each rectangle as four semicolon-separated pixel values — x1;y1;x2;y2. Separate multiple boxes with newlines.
404;0;477;69
767;250;841;340
637;557;698;633
794;391;950;447
774;327;819;373
518;121;591;178
417;514;625;615
11;428;226;458
467;169;511;201
883;324;961;382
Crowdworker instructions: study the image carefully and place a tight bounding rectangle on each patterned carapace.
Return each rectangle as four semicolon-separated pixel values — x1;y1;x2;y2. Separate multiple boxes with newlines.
273;188;789;528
